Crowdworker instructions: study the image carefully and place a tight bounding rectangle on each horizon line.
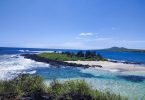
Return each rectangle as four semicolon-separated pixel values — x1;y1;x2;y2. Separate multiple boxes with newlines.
0;46;145;51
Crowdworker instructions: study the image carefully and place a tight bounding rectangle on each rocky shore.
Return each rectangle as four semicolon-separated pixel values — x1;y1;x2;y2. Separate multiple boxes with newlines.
21;54;102;68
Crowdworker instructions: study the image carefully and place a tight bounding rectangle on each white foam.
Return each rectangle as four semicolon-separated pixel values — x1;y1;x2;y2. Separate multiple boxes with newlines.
0;55;49;80
30;51;54;53
25;50;29;52
22;70;37;74
18;49;55;53
18;50;30;52
18;50;25;52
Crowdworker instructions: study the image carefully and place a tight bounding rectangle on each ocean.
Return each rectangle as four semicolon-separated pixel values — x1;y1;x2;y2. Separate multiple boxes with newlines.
0;47;145;99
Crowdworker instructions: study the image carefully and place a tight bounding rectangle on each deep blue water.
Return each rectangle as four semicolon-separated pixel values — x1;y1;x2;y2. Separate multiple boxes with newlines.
1;47;145;99
96;51;145;65
1;47;145;65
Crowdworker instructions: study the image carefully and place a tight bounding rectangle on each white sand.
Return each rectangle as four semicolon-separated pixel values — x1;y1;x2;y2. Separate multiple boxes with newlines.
65;61;145;72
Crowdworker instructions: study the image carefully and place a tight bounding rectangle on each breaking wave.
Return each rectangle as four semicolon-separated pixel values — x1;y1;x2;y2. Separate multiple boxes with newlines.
0;54;49;80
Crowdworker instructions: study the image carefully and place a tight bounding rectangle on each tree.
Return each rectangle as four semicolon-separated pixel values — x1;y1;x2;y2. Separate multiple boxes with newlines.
90;51;96;57
85;51;91;58
76;51;84;57
85;51;97;58
97;54;103;60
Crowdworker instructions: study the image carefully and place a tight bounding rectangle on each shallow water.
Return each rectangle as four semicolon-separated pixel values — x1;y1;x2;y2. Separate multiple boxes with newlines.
1;48;145;99
0;55;145;99
43;68;145;100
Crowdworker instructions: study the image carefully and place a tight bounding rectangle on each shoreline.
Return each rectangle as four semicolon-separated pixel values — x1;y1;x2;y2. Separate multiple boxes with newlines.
21;54;145;73
65;61;145;72
21;54;93;68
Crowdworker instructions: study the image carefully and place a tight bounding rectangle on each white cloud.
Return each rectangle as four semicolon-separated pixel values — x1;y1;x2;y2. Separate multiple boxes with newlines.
79;32;99;36
76;32;100;41
95;37;112;41
76;32;112;42
79;33;93;36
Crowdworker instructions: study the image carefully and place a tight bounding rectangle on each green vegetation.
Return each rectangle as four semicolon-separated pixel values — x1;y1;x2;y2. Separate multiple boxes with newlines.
0;74;45;96
0;75;127;100
47;80;127;100
38;50;107;61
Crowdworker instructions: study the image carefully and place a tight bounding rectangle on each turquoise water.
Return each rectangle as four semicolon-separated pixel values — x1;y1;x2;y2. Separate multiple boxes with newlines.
1;47;145;99
81;68;145;99
43;68;145;100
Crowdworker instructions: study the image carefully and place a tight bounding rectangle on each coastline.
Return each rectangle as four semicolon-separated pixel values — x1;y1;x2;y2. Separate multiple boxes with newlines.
21;54;92;68
65;61;145;72
22;54;145;73
1;53;145;99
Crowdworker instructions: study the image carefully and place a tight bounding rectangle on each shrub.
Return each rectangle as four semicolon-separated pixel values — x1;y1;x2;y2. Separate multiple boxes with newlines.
0;74;45;96
76;51;85;57
47;80;128;100
0;75;127;100
38;51;107;61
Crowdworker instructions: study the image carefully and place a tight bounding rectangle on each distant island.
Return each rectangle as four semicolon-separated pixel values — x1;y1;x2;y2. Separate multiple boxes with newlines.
1;46;145;53
100;47;145;53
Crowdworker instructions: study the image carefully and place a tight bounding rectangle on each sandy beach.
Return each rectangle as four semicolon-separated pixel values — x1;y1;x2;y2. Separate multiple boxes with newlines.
66;61;145;72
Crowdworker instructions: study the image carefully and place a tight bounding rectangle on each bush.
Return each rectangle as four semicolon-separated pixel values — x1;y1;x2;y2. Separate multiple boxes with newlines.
76;51;84;57
47;80;128;100
0;74;45;96
0;80;18;93
0;75;127;100
38;51;107;61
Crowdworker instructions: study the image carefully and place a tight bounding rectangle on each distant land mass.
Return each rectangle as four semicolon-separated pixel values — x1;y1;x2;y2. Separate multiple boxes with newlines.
0;46;145;53
100;47;145;53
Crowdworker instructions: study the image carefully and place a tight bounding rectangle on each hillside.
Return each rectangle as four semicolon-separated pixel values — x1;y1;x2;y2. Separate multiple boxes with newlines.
100;47;145;52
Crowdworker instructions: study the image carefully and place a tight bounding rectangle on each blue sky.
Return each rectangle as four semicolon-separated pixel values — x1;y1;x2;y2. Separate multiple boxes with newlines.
0;0;145;49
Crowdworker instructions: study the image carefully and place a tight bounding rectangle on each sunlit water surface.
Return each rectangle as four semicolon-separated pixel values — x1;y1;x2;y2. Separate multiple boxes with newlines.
0;54;145;99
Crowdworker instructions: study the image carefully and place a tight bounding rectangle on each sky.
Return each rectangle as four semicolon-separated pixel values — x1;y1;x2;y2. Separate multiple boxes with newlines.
0;0;145;49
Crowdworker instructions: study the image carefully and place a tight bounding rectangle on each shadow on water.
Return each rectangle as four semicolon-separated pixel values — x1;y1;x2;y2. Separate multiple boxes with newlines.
117;75;145;83
28;67;116;80
26;67;145;83
32;67;105;79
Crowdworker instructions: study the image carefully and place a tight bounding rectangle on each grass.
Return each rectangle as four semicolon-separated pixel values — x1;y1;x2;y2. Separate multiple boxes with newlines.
0;75;127;100
38;52;107;61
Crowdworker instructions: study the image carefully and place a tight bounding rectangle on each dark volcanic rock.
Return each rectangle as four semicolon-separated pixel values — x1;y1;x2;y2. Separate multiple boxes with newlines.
92;65;102;68
21;54;94;68
0;93;18;100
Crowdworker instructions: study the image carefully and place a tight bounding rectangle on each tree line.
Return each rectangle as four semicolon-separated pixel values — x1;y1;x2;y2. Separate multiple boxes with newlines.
62;50;103;59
